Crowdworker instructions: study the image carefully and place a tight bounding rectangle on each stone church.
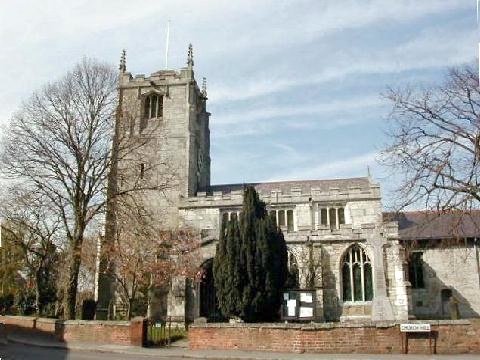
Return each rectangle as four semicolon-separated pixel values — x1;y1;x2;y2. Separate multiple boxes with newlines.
100;46;480;324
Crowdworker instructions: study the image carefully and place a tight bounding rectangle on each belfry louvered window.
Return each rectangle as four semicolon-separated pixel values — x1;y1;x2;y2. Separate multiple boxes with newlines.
143;94;163;119
342;244;373;302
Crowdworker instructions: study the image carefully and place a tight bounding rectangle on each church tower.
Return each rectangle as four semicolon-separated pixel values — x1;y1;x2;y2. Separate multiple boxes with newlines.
96;46;211;320
117;44;211;226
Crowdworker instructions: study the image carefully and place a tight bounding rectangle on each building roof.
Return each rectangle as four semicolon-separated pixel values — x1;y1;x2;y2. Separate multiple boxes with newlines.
384;211;480;240
209;177;373;195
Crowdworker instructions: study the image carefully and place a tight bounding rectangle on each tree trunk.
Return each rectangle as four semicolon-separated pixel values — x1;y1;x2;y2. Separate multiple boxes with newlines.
127;297;133;320
35;270;42;316
64;235;83;319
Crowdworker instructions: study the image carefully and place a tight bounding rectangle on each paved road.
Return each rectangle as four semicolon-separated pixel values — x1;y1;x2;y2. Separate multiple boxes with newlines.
0;343;184;360
3;342;480;360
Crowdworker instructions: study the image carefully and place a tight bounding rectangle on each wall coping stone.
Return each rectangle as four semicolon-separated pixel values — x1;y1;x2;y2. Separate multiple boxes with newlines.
4;315;471;329
1;315;37;321
1;315;130;327
61;319;130;326
190;319;472;329
36;318;58;324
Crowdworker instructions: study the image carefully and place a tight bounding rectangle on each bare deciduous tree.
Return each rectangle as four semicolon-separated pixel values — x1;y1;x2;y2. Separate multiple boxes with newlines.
0;188;61;315
104;200;201;319
1;56;179;319
381;64;480;212
0;58;119;319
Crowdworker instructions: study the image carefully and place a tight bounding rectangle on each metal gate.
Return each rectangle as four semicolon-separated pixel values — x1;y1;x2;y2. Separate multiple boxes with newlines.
146;317;187;347
146;318;172;347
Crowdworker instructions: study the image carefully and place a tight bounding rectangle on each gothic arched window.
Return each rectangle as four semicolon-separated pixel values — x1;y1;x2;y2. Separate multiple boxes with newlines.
143;93;163;120
285;251;300;288
342;244;373;302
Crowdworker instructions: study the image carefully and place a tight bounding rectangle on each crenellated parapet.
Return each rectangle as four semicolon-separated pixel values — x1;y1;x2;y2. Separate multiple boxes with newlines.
119;68;200;89
180;177;381;209
179;177;384;236
101;47;412;325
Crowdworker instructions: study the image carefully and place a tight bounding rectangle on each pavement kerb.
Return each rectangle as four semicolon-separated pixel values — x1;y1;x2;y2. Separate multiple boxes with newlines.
10;333;480;360
5;333;298;360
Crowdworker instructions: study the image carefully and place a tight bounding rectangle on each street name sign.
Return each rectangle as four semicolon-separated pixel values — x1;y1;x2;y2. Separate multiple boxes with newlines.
400;323;431;332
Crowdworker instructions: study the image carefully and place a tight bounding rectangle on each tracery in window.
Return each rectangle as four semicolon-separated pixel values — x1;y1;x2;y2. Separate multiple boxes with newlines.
342;244;373;302
286;251;300;288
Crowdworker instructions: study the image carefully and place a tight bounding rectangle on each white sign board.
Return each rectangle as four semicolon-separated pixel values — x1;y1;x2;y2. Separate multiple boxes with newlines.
300;292;313;303
299;307;313;318
400;323;431;332
287;299;296;316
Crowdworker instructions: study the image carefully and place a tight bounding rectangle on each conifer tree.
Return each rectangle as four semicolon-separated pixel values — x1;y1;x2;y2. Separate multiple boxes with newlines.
213;187;288;322
214;214;240;317
213;215;227;313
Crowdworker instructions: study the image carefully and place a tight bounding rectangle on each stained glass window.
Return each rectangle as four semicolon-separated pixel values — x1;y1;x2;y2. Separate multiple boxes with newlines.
364;263;373;301
342;263;351;301
342;244;373;302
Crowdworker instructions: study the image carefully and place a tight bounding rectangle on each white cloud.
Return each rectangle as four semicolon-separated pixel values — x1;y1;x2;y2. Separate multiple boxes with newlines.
0;0;472;129
265;151;378;182
211;95;386;139
198;0;470;64
214;95;384;125
210;23;475;103
0;0;474;186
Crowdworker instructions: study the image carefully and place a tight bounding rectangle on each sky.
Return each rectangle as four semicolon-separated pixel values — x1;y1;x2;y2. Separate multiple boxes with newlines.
0;0;476;206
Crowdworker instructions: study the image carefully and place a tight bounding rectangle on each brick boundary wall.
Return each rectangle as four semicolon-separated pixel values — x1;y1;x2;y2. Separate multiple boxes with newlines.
0;315;146;346
189;320;480;354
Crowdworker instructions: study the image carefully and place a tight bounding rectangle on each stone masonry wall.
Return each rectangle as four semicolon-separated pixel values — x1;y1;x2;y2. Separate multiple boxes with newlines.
180;192;405;323
411;245;480;319
346;200;382;227
189;320;480;354
119;78;190;228
384;241;409;320
117;67;209;322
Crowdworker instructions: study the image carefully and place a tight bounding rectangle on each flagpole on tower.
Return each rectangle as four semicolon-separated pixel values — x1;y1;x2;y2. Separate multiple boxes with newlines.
165;19;170;69
477;1;480;83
